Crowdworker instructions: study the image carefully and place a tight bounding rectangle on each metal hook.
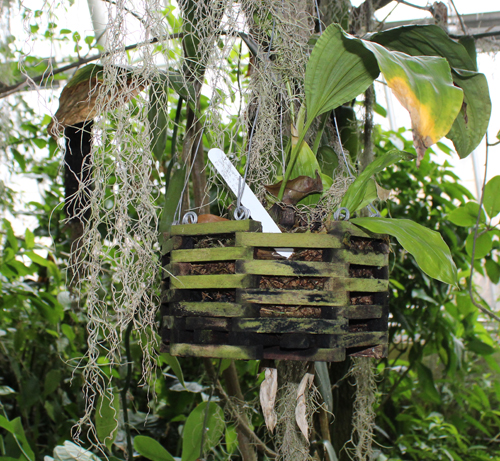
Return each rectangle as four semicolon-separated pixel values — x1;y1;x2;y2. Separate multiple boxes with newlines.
182;211;198;224
234;205;250;220
333;207;350;221
367;204;381;218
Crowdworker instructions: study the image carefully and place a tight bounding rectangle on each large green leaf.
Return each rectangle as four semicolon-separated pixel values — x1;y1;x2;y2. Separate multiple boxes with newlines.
341;150;414;212
370;25;477;71
351;217;457;286
134;436;175;461
370;26;490;158
181;402;224;461
483;176;500;219
305;24;379;120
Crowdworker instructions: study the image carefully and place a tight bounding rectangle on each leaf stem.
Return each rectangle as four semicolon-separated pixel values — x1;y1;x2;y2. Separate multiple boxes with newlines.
277;117;314;201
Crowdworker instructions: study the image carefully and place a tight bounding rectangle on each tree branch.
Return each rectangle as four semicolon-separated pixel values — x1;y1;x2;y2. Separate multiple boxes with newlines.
0;33;182;100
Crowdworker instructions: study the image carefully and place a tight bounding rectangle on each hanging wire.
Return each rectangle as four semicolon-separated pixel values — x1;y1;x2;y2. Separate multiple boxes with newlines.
333;112;355;179
173;126;205;225
235;17;276;218
313;0;323;34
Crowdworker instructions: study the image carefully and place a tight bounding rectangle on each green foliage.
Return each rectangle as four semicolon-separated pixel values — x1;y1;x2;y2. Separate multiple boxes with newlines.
352;217;458;286
181;402;224;461
134;436;176;461
341;149;414;212
373;126;500;460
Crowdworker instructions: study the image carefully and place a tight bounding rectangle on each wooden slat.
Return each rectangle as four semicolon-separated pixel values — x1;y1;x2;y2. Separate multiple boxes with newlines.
238;259;347;277
334;250;388;266
173;302;259;318
171;220;261;236
345;278;389;292
344;305;384;319
236;232;342;249
342;331;388;348
238;289;348;306
170;343;261;360
233;318;347;334
171;246;253;263
185;317;230;330
170;274;253;289
263;347;345;362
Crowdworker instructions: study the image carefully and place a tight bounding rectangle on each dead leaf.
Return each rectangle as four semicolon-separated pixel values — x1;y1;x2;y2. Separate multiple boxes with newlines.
375;182;393;201
197;214;229;223
260;368;278;432
48;64;143;138
265;170;323;205
295;372;314;442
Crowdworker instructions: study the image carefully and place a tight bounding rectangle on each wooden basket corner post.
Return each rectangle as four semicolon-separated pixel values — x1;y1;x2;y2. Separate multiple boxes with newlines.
160;219;390;362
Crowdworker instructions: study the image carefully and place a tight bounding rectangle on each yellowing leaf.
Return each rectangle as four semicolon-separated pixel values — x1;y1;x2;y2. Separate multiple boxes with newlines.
362;42;463;164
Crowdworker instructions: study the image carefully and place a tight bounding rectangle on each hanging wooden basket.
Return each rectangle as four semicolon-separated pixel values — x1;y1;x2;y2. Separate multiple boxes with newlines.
160;219;390;362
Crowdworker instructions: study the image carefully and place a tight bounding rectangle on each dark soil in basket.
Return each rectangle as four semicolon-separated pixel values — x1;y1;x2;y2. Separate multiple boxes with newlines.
192;234;235;249
191;262;235;275
349;265;375;278
291;249;324;261
260;305;322;318
259;276;326;290
201;290;236;302
347;236;390;254
350;293;374;305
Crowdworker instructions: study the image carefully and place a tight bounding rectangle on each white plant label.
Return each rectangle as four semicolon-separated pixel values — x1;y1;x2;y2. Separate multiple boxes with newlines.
208;148;293;258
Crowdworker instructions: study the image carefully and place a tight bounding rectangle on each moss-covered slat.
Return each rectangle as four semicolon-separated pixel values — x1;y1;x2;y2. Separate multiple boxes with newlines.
170;343;260;360
238;289;349;306
171;220;262;236
236;232;342;249
171;246;253;263
237;260;347;277
344;305;384;319
172;302;259;318
233;318;347;334
263;347;345;362
342;331;388;348
334;250;388;266
170;274;253;289
185;317;230;330
344;278;389;292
